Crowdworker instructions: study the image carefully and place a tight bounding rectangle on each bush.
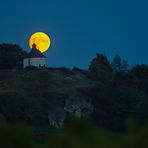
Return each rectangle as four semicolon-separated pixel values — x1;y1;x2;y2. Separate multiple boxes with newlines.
0;123;34;148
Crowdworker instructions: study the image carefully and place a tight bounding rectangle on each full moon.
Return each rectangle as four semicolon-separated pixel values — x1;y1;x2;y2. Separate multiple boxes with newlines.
29;32;51;53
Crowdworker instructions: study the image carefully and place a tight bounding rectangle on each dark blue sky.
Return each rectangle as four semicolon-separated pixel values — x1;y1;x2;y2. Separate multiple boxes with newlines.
0;0;148;69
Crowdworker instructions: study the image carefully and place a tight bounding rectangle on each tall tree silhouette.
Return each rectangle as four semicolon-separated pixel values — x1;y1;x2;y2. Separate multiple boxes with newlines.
112;54;129;73
89;53;113;81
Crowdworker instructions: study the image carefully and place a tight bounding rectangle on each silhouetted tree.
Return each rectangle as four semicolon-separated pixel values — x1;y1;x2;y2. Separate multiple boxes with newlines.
0;44;27;69
89;53;113;81
112;54;129;73
129;64;148;79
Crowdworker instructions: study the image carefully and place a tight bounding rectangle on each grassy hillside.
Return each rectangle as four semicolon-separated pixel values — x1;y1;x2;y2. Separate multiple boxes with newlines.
0;68;97;125
0;68;95;92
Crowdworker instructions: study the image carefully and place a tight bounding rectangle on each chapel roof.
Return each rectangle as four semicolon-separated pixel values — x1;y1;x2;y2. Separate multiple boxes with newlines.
25;44;46;58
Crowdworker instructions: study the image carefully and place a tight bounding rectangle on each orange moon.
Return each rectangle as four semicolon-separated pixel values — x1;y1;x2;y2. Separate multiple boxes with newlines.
29;32;51;53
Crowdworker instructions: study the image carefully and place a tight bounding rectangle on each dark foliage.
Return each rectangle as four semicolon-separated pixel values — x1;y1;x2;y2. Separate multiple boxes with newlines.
91;83;147;131
25;66;38;70
89;53;113;81
111;54;129;80
0;44;27;69
129;64;148;79
0;123;33;148
112;54;129;73
46;118;148;148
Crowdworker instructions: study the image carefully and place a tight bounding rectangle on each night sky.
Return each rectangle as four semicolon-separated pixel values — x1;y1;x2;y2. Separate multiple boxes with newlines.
0;0;148;69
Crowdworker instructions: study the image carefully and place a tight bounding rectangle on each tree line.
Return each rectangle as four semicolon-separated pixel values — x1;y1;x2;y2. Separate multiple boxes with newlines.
0;43;148;80
89;53;148;81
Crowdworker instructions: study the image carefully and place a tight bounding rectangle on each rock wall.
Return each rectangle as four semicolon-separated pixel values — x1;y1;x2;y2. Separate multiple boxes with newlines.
47;92;94;128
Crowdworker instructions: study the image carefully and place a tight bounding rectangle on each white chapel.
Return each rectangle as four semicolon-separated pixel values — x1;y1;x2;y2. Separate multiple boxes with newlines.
23;43;46;68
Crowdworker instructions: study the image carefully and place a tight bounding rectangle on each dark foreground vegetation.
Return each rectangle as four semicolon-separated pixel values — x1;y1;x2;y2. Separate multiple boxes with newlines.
0;118;148;148
1;44;148;147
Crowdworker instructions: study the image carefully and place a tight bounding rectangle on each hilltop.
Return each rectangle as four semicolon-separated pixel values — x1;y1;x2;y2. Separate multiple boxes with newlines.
0;44;148;132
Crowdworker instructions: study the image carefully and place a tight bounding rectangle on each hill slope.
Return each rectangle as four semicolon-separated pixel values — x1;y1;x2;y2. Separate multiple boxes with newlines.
0;68;97;127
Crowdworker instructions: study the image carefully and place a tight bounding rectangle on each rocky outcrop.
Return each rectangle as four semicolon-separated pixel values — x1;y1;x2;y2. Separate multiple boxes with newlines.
48;107;66;128
47;92;94;128
64;96;93;118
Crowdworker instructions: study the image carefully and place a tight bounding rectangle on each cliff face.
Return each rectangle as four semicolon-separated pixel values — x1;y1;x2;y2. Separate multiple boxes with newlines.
0;68;96;127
